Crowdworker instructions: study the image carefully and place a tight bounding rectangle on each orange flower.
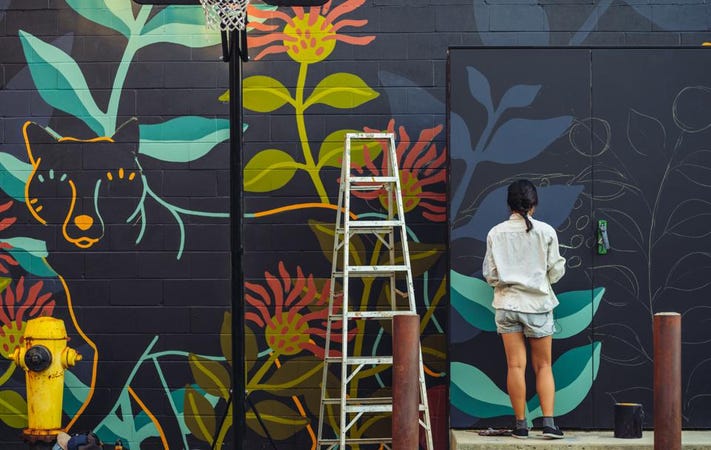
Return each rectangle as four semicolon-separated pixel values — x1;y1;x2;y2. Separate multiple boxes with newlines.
353;119;447;222
245;262;353;358
249;0;375;63
0;277;55;358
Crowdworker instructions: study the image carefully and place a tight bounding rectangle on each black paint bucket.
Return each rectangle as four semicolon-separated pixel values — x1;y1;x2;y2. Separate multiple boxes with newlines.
614;403;644;438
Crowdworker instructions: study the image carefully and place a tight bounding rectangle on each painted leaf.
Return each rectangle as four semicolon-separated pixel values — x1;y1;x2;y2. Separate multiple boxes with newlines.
672;86;711;133
184;385;217;442
220;311;231;364
553;287;605;339
65;0;133;37
258;356;322;392
451;184;584;242
188;354;230;399
0;153;32;201
307;73;379;109
627;108;666;156
527;342;601;419
450;270;496;332
243;76;293;113
0;278;10;294
244;150;298;192
139;117;229;162
666;252;711;292
308;219;366;266
482;116;573;164
247;400;308;439
499;84;541;111
378;242;444;277
19;31;106;136
675;150;711;188
664;199;711;239
139;6;221;48
317;129;384;168
378;70;445;131
0;237;55;277
450;362;512;418
466;66;493;114
0;389;27;428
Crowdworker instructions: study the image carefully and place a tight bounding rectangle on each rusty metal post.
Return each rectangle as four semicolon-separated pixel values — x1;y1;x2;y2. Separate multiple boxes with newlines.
654;312;681;450
392;313;420;450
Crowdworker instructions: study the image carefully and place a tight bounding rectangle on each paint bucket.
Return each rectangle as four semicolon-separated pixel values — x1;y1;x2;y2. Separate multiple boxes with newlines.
614;403;644;438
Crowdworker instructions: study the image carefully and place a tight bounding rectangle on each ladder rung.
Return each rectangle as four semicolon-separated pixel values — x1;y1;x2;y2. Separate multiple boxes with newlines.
319;437;392;445
346;403;393;413
347;220;404;228
330;311;411;320
347;265;409;275
346;132;393;140
349;176;398;184
325;356;393;365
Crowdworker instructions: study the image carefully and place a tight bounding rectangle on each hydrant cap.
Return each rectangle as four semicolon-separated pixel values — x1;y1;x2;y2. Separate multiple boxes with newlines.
24;317;67;340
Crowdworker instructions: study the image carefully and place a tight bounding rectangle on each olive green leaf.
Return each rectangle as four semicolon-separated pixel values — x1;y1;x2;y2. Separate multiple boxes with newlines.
220;312;231;365
317;129;384;169
304;73;379;109
308;219;367;266
0;278;11;294
254;356;323;394
247;399;308;439
378;241;444;277
243;76;294;113
184;385;217;442
188;354;230;400
244;149;299;192
0;390;27;428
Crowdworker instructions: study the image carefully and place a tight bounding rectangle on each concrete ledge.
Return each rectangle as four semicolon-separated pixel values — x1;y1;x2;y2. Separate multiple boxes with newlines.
451;429;711;450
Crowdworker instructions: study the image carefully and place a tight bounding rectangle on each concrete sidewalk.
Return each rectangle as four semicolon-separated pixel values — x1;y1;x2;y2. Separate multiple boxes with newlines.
451;429;711;449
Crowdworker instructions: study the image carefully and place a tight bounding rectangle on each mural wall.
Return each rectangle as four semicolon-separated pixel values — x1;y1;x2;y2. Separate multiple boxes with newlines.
0;0;708;449
449;48;711;430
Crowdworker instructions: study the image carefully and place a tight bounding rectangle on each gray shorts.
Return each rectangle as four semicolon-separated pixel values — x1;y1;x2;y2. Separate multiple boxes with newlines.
495;309;554;338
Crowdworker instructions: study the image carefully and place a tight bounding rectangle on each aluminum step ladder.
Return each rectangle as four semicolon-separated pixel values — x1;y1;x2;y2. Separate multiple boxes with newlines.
316;132;434;450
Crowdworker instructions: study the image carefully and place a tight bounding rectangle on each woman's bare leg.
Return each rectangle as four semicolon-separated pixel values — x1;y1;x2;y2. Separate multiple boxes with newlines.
501;332;527;420
529;335;555;417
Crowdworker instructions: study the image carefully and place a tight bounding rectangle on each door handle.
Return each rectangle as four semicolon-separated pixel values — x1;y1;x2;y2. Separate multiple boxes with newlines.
598;219;610;255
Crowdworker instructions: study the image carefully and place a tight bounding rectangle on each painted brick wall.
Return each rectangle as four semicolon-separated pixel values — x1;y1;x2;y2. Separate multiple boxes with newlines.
0;0;709;449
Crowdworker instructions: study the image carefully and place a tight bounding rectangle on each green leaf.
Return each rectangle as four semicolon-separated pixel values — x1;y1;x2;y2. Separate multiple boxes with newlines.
19;31;106;136
65;0;133;37
527;342;602;419
140;6;221;48
243;76;293;113
188;354;230;399
220;311;232;364
184;385;217;442
553;287;605;339
308;219;366;266
0;238;55;277
306;73;379;109
0;153;32;201
0;278;11;294
450;270;496;332
139;117;229;162
244;149;298;192
450;362;512;418
0;389;27;428
317;129;384;169
247;400;307;440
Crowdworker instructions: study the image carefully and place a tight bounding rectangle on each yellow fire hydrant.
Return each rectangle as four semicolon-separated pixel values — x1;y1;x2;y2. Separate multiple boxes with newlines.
6;317;82;443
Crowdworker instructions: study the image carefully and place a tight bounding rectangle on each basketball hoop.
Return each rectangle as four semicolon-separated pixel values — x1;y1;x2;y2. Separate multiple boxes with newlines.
199;0;249;31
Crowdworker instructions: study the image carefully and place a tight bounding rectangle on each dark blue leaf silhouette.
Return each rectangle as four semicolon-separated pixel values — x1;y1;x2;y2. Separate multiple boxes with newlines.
499;84;542;111
473;0;550;46
378;70;445;131
450;112;473;162
451;184;584;241
467;66;493;114
482;116;573;164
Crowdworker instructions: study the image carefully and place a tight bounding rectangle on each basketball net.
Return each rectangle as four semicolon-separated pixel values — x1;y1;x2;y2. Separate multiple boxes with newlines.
199;0;249;31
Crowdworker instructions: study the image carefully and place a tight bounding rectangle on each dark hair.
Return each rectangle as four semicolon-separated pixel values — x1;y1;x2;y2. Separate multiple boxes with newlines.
507;179;538;232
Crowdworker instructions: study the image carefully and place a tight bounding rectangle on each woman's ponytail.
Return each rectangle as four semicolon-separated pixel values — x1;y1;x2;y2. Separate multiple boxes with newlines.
507;180;538;233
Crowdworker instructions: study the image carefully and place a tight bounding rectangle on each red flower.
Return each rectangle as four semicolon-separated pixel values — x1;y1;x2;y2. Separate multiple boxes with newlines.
245;262;353;358
0;277;55;358
0;200;19;274
353;119;447;222
249;0;375;63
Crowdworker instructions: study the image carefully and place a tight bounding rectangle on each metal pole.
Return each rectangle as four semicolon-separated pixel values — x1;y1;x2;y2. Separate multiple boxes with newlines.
653;312;681;450
392;313;420;450
228;28;246;450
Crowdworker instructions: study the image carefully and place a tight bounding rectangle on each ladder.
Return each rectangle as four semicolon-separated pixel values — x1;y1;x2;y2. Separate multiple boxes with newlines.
316;132;434;450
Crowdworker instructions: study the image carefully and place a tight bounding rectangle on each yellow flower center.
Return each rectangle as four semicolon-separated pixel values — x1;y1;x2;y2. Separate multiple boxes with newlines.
379;170;422;213
0;322;25;359
265;312;310;356
284;14;336;64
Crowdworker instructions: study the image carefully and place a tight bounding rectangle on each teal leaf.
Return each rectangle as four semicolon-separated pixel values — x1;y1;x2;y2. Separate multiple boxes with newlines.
140;6;220;48
450;270;496;332
139;117;229;162
65;0;134;37
19;30;106;136
0;237;56;277
450;362;512;418
553;287;605;339
0;153;32;200
527;342;601;419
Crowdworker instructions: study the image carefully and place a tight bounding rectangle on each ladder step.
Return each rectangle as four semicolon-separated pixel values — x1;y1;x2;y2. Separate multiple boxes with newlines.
349;176;399;190
346;403;393;413
346;132;393;140
318;437;392;445
347;265;409;275
325;356;393;365
330;311;412;320
345;219;404;228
